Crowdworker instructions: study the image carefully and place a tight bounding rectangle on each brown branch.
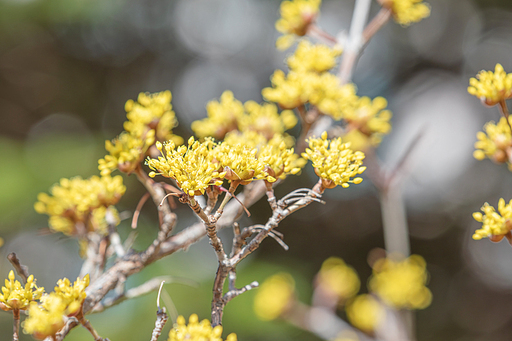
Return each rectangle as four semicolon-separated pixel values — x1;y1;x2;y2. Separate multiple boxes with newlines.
7;253;29;284
307;24;338;45
362;8;391;44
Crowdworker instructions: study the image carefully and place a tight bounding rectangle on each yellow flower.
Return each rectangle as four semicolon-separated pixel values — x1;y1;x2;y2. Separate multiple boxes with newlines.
34;175;125;236
98;130;155;176
302;132;366;189
147;138;225;196
258;134;306;181
124;90;181;142
0;271;44;311
316;257;360;301
468;64;512;106
287;41;342;73
24;295;66;340
369;255;432;310
381;0;430;26
473;117;512;167
191;90;245;140
346;294;383;332
213;141;271;184
275;0;322;50
52;274;89;316
473;199;512;241
254;273;295;321
168;314;237;341
341;96;393;149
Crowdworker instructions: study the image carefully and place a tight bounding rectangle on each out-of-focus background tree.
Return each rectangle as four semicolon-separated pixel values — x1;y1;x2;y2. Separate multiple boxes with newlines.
1;0;512;340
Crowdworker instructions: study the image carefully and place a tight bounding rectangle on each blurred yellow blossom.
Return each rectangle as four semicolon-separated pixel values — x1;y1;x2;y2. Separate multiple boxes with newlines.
147;138;225;196
191;90;245;140
287;41;342;73
262;70;359;119
34;175;125;236
332;330;360;341
0;271;44;311
24;295;66;340
341;96;392;149
302;132;366;189
316;257;360;301
168;314;237;341
381;0;430;26
0;237;3;248
468;64;512;106
124;90;182;143
240;101;298;140
254;273;295;320
192;92;297;140
473;117;512;167
275;0;321;50
473;199;512;242
98;130;155;176
369;254;432;310
346;294;383;333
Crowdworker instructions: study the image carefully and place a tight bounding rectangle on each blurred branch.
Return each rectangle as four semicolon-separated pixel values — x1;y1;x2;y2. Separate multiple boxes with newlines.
339;0;372;84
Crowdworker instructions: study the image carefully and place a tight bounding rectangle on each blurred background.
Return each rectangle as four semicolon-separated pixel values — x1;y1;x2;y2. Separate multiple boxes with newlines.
1;0;512;340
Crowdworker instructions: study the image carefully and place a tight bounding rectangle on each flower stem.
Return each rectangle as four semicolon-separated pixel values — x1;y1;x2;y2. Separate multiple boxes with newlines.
13;309;19;341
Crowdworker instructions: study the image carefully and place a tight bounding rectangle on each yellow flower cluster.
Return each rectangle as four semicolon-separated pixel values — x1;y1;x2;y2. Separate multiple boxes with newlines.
339;96;392;150
303;132;366;189
212;142;270;184
473;199;512;242
124;91;181;142
53;275;90;316
168;314;237;341
316;257;360;301
345;294;383;333
369;255;432;310
191;91;297;141
24;275;90;340
468;64;512;106
34;175;125;236
258;134;306;180
99;130;155;176
147;138;225;196
148;132;305;193
263;70;359;117
275;0;321;50
0;271;44;311
381;0;430;26
254;273;295;321
473;117;512;168
99;90;183;176
287;41;342;73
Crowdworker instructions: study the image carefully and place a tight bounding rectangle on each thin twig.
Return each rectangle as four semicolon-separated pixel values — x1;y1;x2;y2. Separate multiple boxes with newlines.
132;192;151;229
7;253;29;284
